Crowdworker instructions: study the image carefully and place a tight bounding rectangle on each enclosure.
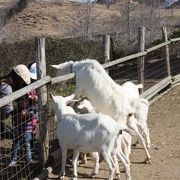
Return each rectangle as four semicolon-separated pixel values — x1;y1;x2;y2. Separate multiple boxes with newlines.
0;27;180;179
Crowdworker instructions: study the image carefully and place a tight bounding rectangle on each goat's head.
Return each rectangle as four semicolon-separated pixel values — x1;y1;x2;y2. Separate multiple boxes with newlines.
77;99;95;113
50;61;74;76
50;93;75;115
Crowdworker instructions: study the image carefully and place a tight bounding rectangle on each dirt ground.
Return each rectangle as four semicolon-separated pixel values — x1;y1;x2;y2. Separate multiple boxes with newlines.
49;84;180;180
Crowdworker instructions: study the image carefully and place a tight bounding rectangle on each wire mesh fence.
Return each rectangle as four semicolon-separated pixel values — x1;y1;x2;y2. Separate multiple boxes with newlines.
169;41;180;76
0;87;47;179
108;58;139;85
144;47;168;90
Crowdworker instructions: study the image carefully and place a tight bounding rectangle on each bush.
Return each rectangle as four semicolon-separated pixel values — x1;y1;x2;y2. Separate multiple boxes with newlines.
169;29;180;39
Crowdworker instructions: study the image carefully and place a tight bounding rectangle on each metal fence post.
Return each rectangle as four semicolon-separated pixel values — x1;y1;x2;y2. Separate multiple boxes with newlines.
35;37;49;166
162;27;171;77
138;27;145;94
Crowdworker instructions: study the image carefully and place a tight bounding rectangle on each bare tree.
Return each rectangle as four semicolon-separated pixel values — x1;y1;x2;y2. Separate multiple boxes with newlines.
112;0;163;54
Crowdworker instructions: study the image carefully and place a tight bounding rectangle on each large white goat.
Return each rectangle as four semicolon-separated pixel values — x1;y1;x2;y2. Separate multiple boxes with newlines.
50;93;131;180
51;59;151;163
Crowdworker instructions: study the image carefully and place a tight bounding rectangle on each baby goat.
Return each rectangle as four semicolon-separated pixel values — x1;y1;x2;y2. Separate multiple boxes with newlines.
50;93;131;180
77;99;132;163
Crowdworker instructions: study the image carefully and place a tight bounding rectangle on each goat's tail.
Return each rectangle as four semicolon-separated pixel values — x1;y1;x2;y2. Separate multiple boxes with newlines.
140;98;149;107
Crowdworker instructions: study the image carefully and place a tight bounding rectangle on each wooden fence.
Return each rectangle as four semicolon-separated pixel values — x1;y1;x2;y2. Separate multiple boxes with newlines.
0;27;180;179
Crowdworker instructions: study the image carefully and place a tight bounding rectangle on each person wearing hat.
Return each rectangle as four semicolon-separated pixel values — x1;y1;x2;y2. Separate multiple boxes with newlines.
8;63;38;166
0;64;30;171
28;62;37;82
27;62;38;150
0;64;31;137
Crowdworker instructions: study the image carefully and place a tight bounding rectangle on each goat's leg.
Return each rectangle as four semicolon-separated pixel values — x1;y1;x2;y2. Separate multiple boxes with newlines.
122;133;131;163
60;144;67;178
72;149;79;179
116;150;131;180
101;148;115;180
127;115;151;163
143;125;151;149
113;155;120;179
136;123;151;149
90;152;100;177
82;153;87;164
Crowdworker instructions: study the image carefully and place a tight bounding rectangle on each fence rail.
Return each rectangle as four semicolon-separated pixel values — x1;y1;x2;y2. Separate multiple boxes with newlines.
1;37;179;107
0;28;180;179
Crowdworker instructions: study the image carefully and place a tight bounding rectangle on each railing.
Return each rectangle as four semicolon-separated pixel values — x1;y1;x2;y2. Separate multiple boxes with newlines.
0;34;180;179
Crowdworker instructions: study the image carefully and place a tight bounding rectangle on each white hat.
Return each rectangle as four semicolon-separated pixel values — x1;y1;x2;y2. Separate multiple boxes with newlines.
29;63;37;80
13;64;31;85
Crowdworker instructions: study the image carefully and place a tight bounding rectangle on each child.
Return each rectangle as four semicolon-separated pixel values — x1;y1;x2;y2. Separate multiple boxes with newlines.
9;96;34;166
8;63;38;166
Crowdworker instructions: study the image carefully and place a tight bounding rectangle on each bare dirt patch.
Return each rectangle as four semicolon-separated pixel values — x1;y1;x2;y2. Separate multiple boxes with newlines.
49;85;180;180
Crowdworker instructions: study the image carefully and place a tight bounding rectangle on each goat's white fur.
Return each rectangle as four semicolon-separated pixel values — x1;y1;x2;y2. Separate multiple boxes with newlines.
77;98;132;161
51;93;131;180
51;59;151;163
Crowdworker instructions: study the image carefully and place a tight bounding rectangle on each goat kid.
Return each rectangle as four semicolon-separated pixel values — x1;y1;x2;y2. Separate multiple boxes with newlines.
77;98;132;162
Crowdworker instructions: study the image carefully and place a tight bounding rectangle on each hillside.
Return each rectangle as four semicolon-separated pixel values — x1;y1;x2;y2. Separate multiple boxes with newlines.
0;0;120;43
0;0;179;44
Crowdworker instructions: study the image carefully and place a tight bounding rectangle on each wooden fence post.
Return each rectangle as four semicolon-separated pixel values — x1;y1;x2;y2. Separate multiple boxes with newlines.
35;37;49;165
138;27;145;94
104;35;111;63
162;27;171;77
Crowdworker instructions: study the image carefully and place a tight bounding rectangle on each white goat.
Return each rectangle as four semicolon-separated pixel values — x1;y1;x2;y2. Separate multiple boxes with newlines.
51;59;151;163
50;93;131;180
77;98;132;161
128;98;150;148
121;81;151;148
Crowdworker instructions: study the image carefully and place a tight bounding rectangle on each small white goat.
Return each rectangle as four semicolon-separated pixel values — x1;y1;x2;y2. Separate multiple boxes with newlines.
129;98;150;148
77;98;132;162
51;59;151;163
50;93;131;180
121;81;151;148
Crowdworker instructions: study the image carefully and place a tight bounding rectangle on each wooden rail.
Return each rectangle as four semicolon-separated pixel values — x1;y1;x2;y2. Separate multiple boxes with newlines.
141;76;172;100
0;76;51;108
0;36;179;108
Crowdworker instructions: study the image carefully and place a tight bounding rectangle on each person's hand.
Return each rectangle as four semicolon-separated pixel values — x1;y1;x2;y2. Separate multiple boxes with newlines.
20;110;30;120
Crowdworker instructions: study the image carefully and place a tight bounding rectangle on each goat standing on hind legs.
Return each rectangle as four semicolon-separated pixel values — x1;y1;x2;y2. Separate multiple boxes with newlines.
51;59;151;164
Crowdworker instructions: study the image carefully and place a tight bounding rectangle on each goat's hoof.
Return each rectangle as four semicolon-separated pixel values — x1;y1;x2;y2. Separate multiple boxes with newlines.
81;160;87;164
90;172;97;178
115;173;120;179
144;158;151;164
72;175;78;180
132;142;138;147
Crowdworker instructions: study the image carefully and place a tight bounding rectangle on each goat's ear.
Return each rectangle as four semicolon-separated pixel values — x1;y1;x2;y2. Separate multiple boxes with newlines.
77;104;84;110
65;94;75;104
50;64;62;69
